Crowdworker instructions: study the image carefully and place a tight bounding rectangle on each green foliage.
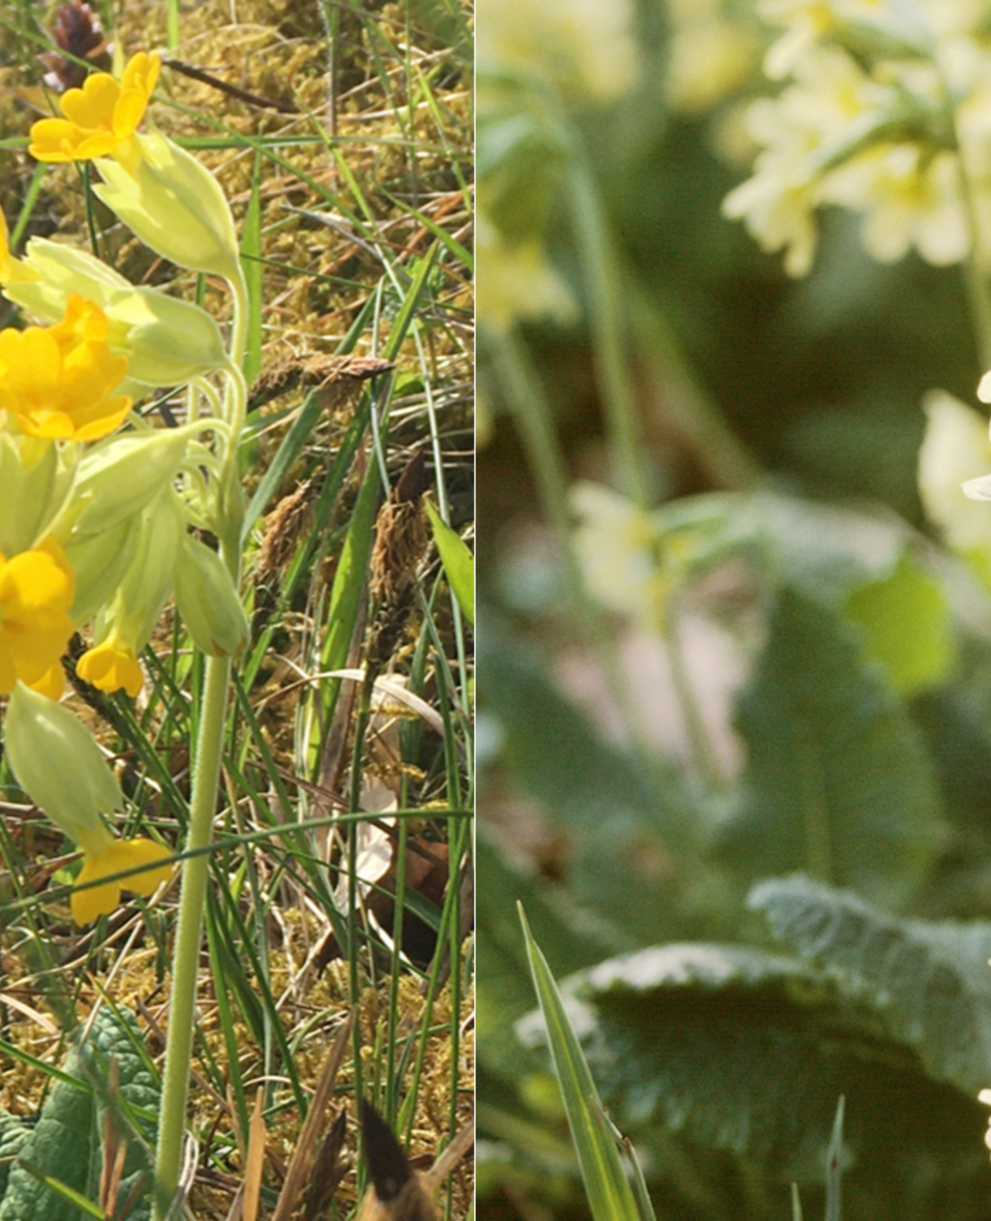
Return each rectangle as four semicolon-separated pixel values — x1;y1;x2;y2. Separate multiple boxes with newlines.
520;922;991;1220
0;1007;158;1221
842;552;955;695
519;907;649;1221
717;587;944;909
749;874;991;1096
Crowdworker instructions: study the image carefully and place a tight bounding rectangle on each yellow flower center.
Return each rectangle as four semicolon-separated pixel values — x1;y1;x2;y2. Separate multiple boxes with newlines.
0;294;132;441
28;51;160;164
0;539;75;699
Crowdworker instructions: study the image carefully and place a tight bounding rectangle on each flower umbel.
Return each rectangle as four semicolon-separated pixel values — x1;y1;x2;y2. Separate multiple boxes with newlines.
0;538;75;699
28;51;160;163
0;294;131;441
4;682;172;924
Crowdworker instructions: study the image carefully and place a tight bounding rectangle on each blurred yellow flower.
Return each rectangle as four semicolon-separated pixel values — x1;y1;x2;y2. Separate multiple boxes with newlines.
0;539;75;699
77;635;144;698
478;0;638;101
824;145;968;265
28;51;160;164
477;210;575;332
665;0;763;112
572;481;671;635
0;295;131;441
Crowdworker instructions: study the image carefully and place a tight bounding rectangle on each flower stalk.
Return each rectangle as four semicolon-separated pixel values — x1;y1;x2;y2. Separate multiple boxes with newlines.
152;282;247;1221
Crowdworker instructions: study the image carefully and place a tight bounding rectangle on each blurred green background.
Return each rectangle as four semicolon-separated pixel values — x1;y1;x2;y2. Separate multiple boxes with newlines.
477;1;991;1218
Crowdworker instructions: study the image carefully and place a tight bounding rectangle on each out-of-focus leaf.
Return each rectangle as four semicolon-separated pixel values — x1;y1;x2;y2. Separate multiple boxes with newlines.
843;551;954;695
480;621;700;941
716;588;944;909
476;830;627;1082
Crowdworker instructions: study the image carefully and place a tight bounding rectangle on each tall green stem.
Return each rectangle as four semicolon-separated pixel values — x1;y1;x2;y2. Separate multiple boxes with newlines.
942;71;991;370
566;148;651;511
152;651;233;1219
152;271;248;1220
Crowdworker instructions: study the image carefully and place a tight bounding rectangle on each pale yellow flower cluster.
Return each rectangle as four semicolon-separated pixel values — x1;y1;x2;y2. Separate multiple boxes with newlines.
476;210;575;334
723;0;991;274
664;0;764;114
0;51;249;924
478;0;640;102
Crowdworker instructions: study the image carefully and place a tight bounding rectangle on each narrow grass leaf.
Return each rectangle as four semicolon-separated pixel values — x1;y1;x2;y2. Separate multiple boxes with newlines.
425;499;473;625
518;905;642;1221
241;153;264;385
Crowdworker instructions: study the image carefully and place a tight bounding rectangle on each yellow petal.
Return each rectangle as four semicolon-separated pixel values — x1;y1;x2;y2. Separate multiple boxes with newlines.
71;874;121;925
77;640;144;697
72;835;172;924
61;73;121;129
27;662;65;701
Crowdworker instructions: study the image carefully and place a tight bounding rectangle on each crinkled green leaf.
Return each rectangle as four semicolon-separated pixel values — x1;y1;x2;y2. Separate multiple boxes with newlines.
0;1007;158;1221
749;873;991;1096
524;939;991;1214
717;588;944;910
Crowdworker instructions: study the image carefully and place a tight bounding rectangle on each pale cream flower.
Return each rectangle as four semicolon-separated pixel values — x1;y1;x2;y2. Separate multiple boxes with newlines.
918;389;991;549
823;145;969;265
723;161;821;275
758;0;925;78
476;210;576;333
723;45;892;274
978;1088;991;1153
477;0;639;101
571;482;669;635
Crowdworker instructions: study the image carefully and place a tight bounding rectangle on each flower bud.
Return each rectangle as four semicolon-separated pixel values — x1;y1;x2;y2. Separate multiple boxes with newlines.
64;515;138;625
5;682;173;924
55;424;198;537
94;131;241;280
0;431;77;557
174;534;248;657
77;490;185;696
5;681;124;849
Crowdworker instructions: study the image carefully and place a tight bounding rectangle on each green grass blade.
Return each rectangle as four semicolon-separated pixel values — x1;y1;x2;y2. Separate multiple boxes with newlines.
518;904;643;1221
240;152;264;385
425;498;474;625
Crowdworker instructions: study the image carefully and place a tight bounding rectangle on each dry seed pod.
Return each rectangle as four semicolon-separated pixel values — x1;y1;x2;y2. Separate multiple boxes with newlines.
357;1101;438;1221
248;354;394;413
41;1;112;91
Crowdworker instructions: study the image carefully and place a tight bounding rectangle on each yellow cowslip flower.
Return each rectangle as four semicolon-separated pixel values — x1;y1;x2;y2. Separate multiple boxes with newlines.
77;635;144;699
0;538;75;700
4;681;173;925
72;835;172;925
0;294;131;441
28;51;160;164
